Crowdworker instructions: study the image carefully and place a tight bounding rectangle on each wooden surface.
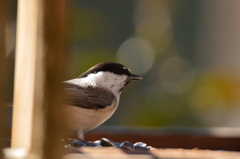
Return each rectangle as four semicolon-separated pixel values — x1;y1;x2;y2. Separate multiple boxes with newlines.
41;0;66;158
62;127;240;158
85;127;240;151
0;1;12;159
63;147;240;159
12;0;66;158
12;0;45;151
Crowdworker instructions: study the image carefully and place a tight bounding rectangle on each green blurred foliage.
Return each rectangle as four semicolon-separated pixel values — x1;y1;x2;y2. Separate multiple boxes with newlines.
66;0;240;127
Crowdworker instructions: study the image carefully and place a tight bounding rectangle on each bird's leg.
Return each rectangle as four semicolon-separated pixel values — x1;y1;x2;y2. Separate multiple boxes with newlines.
81;139;92;146
76;130;91;146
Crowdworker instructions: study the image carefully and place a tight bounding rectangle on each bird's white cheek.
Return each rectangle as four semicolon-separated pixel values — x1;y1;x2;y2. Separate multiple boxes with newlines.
93;72;128;93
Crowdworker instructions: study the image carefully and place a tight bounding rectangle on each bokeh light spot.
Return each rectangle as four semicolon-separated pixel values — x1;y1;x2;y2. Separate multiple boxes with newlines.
117;37;155;75
159;56;196;94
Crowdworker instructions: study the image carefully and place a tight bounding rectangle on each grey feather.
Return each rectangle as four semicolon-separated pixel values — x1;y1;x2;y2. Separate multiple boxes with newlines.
64;83;115;110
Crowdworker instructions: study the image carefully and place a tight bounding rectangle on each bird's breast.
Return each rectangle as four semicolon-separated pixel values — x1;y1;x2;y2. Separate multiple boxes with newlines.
64;98;118;134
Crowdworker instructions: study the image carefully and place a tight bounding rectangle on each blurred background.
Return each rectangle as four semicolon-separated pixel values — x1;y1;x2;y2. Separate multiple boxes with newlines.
5;0;240;129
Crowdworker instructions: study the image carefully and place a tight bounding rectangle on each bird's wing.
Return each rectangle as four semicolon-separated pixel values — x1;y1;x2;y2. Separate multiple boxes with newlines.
63;82;115;109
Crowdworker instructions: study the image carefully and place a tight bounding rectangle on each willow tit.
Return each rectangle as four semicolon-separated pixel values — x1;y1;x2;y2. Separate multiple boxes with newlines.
63;62;142;142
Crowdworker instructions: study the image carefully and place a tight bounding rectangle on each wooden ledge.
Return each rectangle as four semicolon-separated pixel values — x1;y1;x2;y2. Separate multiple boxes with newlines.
85;127;240;151
63;147;240;159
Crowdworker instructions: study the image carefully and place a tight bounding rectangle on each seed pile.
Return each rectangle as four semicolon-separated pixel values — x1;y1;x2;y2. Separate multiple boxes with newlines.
65;138;154;151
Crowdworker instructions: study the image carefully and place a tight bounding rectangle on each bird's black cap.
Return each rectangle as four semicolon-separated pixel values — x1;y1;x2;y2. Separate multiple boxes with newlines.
78;62;142;80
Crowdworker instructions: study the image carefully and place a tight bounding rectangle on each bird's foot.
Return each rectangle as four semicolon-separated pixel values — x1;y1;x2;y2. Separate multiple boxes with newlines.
62;137;76;147
80;138;97;146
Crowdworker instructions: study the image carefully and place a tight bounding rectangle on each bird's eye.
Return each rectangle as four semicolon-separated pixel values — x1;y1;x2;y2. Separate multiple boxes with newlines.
115;70;121;74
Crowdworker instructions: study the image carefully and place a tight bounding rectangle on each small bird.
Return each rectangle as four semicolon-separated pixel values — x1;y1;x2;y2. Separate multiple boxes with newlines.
63;62;142;143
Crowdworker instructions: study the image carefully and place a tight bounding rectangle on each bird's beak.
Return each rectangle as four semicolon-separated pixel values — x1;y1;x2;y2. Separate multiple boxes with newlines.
129;74;142;80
